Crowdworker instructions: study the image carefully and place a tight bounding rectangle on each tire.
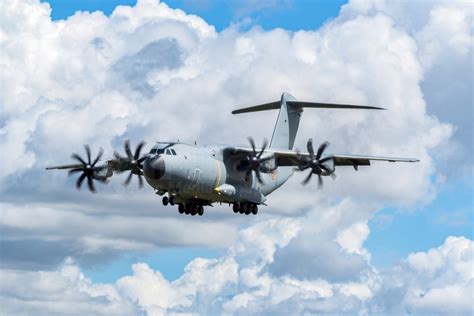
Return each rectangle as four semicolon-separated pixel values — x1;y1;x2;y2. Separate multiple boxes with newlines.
184;204;190;215
251;204;258;215
244;203;251;215
169;196;176;206
191;205;197;216
197;206;204;216
162;196;169;206
233;203;239;213
178;204;185;214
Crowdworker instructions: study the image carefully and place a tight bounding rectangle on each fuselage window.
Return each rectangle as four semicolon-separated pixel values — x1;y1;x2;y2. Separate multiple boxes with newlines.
171;149;177;155
149;148;157;154
165;149;171;155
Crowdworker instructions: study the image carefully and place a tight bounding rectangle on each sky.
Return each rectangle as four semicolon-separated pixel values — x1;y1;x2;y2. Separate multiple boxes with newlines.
0;0;473;315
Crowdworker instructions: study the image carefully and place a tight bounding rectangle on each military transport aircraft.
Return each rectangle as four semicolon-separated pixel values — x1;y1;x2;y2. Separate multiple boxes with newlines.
46;93;419;216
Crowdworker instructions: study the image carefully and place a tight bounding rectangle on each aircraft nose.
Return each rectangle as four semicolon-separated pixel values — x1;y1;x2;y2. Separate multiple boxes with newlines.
143;156;165;180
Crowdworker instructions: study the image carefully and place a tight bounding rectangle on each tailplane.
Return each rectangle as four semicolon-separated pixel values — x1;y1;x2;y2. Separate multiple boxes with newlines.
232;92;384;150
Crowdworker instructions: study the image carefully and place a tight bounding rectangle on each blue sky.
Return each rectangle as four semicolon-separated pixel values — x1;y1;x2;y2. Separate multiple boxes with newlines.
2;0;472;314
43;0;352;283
44;0;347;31
39;0;472;284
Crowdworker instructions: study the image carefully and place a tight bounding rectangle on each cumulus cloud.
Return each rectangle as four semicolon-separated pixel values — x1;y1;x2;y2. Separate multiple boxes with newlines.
340;0;474;174
0;0;472;314
1;220;471;315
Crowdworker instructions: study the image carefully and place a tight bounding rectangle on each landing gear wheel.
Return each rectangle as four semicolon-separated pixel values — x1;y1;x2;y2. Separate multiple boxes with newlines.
197;206;204;216
233;203;239;213
251;204;258;215
184;204;191;215
190;204;197;216
178;204;185;214
242;203;251;215
169;196;176;206
162;196;169;206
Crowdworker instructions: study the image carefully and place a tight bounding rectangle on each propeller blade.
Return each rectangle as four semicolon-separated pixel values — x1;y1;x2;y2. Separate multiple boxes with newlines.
84;145;91;165
137;156;147;169
316;141;329;160
255;170;265;184
71;153;86;165
317;175;323;189
76;173;87;190
68;168;83;176
134;141;145;160
87;175;96;192
91;148;103;167
138;175;144;188
114;151;124;161
247;137;257;155
301;171;313;185
124;140;133;160
257;138;268;158
245;169;252;182
319;156;332;163
307;138;314;158
124;172;133;186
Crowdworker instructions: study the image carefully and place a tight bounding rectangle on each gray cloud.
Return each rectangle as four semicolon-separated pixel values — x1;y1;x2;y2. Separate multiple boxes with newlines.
270;238;370;282
0;0;472;314
111;38;184;97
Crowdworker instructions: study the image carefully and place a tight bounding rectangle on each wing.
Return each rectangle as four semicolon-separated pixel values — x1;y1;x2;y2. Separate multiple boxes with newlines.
224;146;419;168
45;164;84;170
330;154;419;166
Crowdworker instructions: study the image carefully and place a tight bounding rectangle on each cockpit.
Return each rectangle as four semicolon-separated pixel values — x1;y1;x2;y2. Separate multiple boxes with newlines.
149;143;177;156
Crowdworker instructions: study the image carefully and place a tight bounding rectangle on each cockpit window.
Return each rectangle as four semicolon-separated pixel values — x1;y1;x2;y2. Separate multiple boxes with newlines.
150;143;172;155
171;149;177;155
165;149;171;155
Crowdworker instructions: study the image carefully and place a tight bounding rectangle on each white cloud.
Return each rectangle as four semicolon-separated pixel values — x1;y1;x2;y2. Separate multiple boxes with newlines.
1;221;471;315
0;0;472;314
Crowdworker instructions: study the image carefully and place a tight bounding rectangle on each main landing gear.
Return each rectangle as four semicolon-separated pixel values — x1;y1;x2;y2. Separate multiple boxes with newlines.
162;196;204;216
233;202;258;215
178;203;204;216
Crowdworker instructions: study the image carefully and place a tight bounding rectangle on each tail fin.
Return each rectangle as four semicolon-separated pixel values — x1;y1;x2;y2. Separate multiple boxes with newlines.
232;93;385;150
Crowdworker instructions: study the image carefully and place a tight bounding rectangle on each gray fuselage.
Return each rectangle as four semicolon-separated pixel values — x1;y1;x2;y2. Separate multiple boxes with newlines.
142;142;293;205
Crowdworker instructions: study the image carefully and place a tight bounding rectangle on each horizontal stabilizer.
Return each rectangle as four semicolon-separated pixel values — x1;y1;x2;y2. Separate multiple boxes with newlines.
286;101;385;110
232;100;384;114
231;101;280;114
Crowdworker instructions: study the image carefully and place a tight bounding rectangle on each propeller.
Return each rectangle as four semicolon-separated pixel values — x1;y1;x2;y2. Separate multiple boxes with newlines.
113;140;147;188
68;145;106;193
245;137;272;184
298;138;335;188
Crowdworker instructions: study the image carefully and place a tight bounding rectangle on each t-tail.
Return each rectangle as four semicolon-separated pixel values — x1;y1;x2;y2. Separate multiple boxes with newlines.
232;92;385;150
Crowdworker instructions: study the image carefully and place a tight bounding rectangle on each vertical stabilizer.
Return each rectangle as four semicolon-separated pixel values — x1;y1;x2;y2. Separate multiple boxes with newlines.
232;92;384;150
269;92;302;150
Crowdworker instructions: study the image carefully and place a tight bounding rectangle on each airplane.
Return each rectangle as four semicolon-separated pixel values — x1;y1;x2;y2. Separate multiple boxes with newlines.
46;92;419;216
